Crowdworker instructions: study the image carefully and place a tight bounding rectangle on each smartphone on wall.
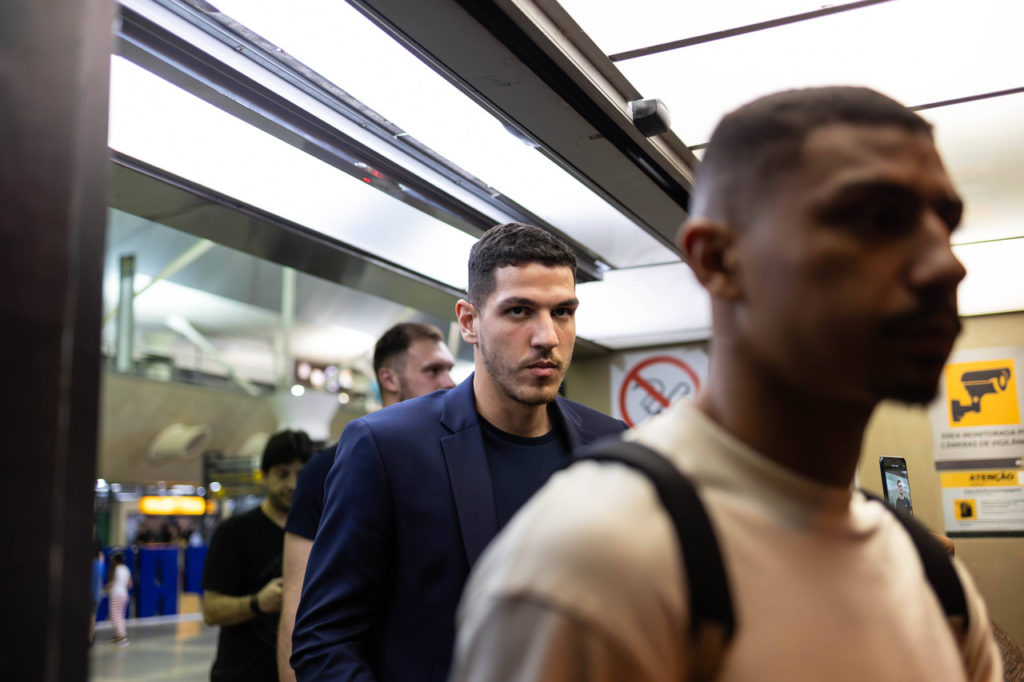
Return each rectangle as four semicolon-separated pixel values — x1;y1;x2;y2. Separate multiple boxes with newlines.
879;456;914;515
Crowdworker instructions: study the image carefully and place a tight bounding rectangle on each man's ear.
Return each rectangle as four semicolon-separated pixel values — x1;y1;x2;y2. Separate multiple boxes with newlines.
455;299;479;344
377;367;399;394
677;218;742;299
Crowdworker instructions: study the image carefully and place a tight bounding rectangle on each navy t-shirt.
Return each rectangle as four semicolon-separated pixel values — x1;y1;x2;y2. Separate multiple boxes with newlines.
479;416;571;528
285;444;336;540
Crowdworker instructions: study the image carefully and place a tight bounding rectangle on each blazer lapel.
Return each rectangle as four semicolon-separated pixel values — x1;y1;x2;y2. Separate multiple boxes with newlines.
440;377;498;567
552;396;585;451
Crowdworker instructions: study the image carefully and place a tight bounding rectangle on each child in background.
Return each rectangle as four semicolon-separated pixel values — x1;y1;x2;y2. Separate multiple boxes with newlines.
106;552;132;647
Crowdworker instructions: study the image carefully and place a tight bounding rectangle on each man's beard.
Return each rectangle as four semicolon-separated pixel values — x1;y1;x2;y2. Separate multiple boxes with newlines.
868;297;961;406
268;490;291;513
478;334;567;407
397;376;416;403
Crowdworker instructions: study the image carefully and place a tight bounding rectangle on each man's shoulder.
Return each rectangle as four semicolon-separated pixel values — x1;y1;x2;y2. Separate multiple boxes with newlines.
212;507;268;537
361;389;447;428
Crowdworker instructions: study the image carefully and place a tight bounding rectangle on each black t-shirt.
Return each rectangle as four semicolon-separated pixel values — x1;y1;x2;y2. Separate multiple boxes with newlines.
284;445;336;540
202;506;283;682
480;416;571;528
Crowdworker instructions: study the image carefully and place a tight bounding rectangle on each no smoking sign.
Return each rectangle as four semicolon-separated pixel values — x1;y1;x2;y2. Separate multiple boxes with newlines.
616;354;704;428
614;352;704;421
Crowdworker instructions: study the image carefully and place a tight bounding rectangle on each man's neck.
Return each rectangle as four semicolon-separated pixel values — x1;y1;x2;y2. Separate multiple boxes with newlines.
697;342;874;488
259;498;287;528
473;372;552;438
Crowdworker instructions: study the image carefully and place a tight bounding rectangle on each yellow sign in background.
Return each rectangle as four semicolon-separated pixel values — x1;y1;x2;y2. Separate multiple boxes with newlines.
941;470;1023;488
945;358;1019;427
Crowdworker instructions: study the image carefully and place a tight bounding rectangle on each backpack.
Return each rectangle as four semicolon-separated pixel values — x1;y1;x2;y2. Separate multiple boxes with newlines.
574;439;969;682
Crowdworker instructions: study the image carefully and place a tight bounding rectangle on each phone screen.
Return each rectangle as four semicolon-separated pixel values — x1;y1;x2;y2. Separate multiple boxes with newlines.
879;457;914;515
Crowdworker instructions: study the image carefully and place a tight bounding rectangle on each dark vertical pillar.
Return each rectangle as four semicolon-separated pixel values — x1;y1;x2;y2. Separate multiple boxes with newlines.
0;0;114;680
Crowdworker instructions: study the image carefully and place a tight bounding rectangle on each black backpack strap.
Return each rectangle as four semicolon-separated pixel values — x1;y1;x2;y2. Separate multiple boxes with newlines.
862;491;969;642
575;440;735;682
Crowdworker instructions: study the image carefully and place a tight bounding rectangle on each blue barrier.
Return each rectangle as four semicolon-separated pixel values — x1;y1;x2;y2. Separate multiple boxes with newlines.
184;545;207;593
135;547;179;617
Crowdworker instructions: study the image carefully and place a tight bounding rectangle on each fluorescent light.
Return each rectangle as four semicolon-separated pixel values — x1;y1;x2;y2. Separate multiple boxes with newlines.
204;0;675;267
290;324;376;363
614;0;1024;147
108;56;476;288
575;263;711;348
924;92;1024;245
955;239;1024;317
558;0;837;56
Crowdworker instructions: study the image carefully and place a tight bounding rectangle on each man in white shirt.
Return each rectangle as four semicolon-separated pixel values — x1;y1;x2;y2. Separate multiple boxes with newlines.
452;86;1001;682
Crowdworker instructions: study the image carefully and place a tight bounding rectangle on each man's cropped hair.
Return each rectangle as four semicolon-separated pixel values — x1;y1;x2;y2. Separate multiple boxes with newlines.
467;223;577;307
373;322;446;375
261;429;314;472
693;86;932;226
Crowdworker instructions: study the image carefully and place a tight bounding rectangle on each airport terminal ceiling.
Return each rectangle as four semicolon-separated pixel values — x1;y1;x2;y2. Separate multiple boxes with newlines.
107;0;1024;372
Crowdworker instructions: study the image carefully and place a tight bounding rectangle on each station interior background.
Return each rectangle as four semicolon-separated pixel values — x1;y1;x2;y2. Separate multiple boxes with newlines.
8;0;1024;679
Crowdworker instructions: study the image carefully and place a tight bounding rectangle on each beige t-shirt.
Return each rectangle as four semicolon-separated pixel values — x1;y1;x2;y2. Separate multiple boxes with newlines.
453;401;1001;682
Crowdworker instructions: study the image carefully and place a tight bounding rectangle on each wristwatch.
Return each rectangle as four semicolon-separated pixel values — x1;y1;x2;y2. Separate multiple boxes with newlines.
250;592;263;615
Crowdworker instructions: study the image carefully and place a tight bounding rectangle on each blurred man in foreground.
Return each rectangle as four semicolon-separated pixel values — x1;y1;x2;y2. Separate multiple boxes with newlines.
453;87;1001;681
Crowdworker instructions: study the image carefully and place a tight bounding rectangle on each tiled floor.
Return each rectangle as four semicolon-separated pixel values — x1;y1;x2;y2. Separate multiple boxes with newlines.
90;615;218;682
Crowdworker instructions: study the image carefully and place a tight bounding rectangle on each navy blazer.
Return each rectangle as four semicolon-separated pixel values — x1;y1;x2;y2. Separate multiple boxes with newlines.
291;375;626;682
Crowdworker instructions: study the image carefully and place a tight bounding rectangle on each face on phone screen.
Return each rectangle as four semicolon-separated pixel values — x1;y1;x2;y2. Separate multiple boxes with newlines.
880;457;913;515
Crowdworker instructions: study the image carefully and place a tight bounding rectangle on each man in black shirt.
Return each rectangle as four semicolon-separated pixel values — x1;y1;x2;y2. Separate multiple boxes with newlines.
202;430;313;681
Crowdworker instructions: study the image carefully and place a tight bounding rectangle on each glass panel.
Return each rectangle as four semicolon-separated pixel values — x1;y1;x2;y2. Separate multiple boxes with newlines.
615;0;1023;147
204;0;677;267
102;207;470;392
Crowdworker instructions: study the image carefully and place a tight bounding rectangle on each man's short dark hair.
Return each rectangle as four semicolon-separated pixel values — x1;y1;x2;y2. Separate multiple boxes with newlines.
261;429;314;473
693;86;933;227
373;322;445;375
467;223;577;307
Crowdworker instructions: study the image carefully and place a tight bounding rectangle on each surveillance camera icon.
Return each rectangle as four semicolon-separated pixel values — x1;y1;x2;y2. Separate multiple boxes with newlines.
951;368;1011;422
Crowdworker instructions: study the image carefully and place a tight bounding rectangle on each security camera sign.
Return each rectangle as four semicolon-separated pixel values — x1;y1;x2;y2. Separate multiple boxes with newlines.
930;347;1024;464
946;360;1017;427
611;348;708;428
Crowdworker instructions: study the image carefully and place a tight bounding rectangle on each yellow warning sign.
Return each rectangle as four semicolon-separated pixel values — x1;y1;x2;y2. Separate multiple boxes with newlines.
941;470;1022;488
953;499;977;520
946;359;1019;427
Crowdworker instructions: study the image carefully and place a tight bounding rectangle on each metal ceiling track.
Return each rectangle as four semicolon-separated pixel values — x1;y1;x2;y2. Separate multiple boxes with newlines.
114;0;605;281
349;0;697;248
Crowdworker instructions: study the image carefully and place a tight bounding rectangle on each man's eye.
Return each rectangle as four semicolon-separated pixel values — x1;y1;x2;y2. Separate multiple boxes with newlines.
554;307;575;318
507;306;526;316
868;201;919;235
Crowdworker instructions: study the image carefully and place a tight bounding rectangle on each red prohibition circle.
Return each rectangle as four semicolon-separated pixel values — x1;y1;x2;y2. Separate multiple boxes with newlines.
618;355;701;428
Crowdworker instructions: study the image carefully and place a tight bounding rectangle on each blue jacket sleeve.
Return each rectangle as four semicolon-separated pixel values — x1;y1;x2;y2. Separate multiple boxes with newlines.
291;419;393;681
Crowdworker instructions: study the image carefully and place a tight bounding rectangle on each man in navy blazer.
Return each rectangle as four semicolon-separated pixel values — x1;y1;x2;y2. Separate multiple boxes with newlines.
291;223;627;681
